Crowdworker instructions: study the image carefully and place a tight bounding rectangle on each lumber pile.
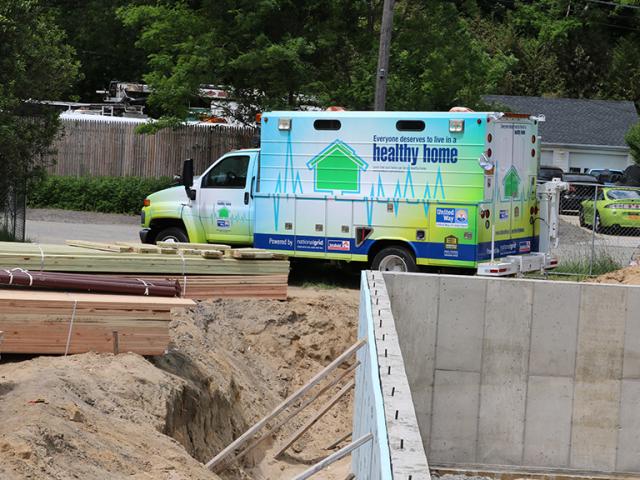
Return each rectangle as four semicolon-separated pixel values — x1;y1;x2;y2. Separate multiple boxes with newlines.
0;241;289;300
0;242;289;275
0;290;194;355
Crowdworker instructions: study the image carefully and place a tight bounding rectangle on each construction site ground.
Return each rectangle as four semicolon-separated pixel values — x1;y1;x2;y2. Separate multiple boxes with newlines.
0;286;359;480
2;256;640;480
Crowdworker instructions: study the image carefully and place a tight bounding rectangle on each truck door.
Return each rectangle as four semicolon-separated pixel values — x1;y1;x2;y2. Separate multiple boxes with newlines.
197;153;254;244
494;122;515;250
493;121;531;255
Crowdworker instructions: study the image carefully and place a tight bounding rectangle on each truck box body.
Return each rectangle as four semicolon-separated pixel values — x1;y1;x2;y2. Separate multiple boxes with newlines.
253;111;540;267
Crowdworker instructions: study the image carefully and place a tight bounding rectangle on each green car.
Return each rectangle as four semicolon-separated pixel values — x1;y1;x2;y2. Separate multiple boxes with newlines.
579;187;640;232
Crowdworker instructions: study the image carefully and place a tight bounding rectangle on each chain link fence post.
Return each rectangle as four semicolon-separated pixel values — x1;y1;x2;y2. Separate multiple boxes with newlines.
588;184;598;276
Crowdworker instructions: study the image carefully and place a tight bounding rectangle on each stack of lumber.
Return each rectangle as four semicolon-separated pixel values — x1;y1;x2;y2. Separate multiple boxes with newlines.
0;242;289;275
0;290;194;355
0;241;289;299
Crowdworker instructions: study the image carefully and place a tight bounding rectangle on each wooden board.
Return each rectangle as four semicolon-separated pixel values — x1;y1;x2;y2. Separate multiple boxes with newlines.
65;240;131;253
157;241;232;251
0;290;194;355
125;275;288;300
114;242;170;254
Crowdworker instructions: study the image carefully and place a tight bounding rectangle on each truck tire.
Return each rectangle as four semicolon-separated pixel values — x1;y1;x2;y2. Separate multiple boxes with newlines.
371;246;417;272
154;226;188;244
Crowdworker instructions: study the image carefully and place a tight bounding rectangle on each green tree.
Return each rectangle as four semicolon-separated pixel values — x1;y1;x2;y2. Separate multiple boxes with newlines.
609;36;640;109
386;1;492;110
118;1;371;127
119;0;500;124
40;0;149;102
0;0;80;211
625;122;640;165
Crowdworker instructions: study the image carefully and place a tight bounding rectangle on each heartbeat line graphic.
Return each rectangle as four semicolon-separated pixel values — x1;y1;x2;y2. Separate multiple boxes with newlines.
365;167;446;225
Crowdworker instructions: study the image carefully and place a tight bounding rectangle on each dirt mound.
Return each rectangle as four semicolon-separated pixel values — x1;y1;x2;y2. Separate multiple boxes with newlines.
0;353;218;480
0;287;359;480
592;266;640;285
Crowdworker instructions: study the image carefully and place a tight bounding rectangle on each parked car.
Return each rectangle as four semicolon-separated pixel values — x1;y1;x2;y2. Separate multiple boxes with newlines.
579;187;640;232
538;165;564;182
586;168;624;177
586;168;624;185
560;173;602;214
621;164;640;187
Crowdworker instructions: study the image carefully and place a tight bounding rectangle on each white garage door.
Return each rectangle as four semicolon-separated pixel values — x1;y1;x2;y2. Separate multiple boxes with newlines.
569;151;629;173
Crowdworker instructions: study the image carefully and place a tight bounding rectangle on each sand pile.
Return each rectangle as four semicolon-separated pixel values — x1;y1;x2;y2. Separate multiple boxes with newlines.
0;287;359;480
592;265;640;285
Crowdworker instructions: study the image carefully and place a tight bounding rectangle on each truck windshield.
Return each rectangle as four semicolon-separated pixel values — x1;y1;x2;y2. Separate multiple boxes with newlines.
201;155;249;188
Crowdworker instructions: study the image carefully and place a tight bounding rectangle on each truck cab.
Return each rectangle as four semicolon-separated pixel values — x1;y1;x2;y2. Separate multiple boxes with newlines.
140;149;259;245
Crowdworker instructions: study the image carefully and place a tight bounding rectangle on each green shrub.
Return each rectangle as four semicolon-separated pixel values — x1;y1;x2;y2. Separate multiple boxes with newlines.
28;175;174;215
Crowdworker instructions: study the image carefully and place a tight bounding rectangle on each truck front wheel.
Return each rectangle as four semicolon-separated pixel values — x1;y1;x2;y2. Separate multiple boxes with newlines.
154;226;189;244
371;246;417;273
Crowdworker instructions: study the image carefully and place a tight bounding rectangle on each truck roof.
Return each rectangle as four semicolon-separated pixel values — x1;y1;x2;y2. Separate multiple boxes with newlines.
232;147;260;152
266;110;498;119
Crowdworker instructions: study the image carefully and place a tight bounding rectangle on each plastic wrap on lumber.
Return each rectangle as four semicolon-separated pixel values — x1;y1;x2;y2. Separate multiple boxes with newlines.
0;269;180;297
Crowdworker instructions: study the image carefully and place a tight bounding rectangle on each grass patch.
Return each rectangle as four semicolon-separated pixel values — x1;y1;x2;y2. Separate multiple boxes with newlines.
553;248;623;278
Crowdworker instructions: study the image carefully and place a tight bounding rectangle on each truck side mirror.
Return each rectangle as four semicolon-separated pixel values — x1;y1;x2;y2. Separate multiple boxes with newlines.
182;159;196;200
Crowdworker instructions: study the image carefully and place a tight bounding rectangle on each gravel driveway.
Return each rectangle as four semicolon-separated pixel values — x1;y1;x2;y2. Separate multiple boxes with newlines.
26;208;141;245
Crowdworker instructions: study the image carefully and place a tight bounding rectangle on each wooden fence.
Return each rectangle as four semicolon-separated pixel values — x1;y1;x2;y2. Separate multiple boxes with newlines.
46;118;257;178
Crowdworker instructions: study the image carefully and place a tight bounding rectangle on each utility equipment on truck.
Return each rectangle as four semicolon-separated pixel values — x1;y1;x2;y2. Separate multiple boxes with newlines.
140;110;561;275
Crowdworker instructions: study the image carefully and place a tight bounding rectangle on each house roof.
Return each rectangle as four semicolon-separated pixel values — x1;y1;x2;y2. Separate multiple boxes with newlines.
306;140;368;170
482;95;638;148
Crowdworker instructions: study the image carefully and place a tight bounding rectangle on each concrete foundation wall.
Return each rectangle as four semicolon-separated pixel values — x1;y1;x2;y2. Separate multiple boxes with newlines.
352;272;430;479
383;272;640;473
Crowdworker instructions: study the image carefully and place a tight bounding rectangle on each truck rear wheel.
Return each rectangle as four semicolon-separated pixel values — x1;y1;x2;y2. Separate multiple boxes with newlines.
371;246;417;273
154;226;188;244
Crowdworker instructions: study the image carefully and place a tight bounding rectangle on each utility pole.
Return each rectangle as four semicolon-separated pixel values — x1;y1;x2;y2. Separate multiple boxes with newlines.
374;0;395;111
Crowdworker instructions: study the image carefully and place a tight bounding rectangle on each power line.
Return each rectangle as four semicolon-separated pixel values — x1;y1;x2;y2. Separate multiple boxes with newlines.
586;0;640;10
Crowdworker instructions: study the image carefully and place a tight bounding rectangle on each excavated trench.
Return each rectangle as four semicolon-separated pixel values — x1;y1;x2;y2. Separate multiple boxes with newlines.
155;350;249;467
151;293;360;477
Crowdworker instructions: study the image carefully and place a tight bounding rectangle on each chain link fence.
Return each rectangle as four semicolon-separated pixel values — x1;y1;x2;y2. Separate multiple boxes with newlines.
1;184;26;242
551;182;640;276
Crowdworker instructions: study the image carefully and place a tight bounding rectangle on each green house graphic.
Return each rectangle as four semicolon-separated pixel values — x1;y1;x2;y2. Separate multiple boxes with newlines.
306;140;368;193
503;166;521;199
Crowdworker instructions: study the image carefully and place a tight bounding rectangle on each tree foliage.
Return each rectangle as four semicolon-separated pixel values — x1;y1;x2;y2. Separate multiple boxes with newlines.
626;122;640;165
113;0;640;124
40;0;149;102
5;0;640;128
0;0;80;192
